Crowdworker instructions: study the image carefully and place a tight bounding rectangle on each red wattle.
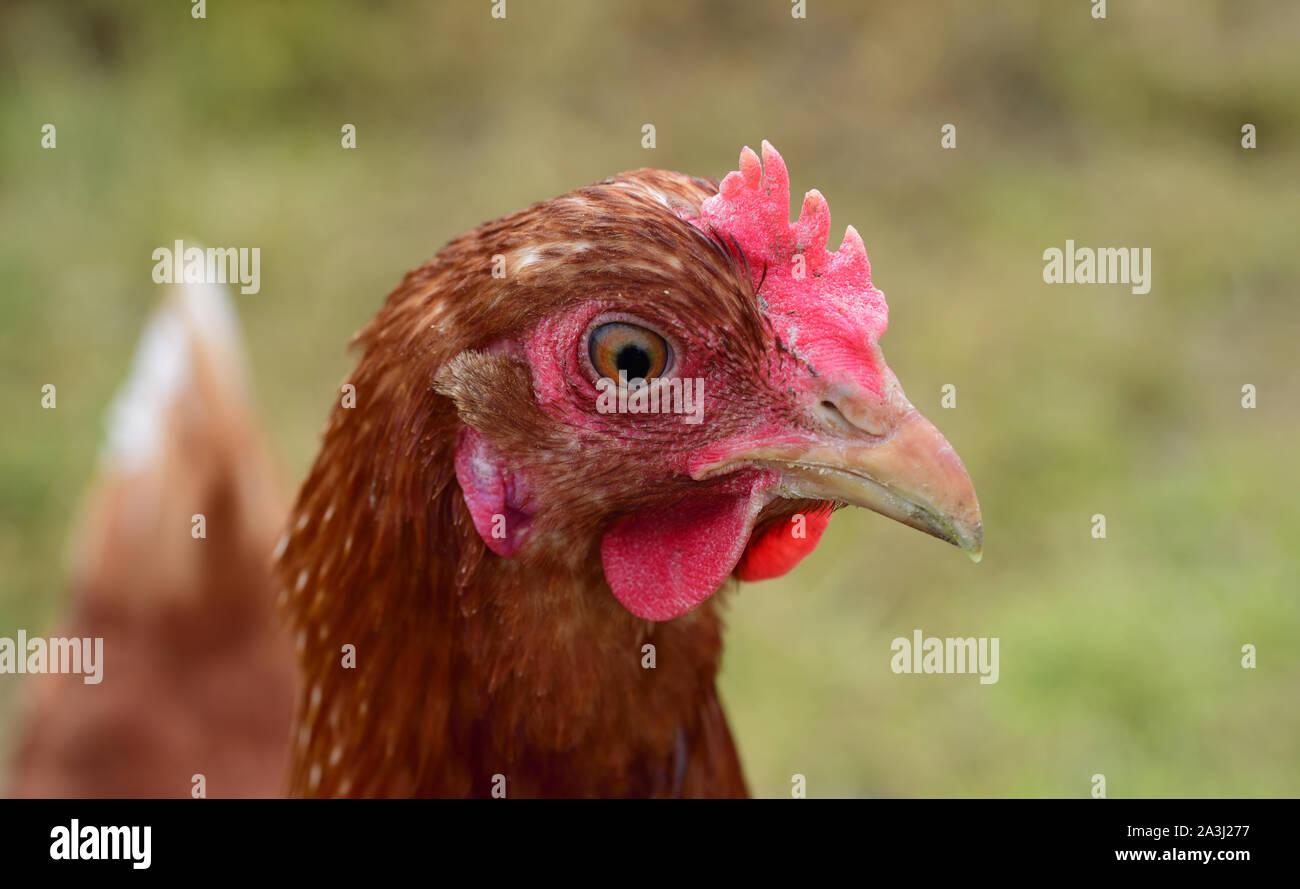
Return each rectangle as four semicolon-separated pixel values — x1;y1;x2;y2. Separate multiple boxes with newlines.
601;471;776;621
735;505;832;582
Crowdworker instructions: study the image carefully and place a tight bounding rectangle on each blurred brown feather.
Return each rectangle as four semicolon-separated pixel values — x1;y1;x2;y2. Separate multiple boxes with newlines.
8;282;295;798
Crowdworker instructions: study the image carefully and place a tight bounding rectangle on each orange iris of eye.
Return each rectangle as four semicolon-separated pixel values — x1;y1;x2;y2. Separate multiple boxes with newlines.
589;323;670;381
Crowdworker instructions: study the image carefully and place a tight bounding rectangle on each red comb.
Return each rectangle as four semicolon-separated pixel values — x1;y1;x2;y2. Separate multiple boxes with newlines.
697;141;889;348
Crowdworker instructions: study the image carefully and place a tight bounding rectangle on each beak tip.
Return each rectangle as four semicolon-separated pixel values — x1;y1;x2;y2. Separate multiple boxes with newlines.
960;519;983;563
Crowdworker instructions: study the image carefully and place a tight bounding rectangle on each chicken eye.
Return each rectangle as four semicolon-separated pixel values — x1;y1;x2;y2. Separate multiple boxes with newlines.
587;322;670;381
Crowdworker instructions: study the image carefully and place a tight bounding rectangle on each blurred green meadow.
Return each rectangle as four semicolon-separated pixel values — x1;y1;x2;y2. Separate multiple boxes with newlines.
1;0;1297;796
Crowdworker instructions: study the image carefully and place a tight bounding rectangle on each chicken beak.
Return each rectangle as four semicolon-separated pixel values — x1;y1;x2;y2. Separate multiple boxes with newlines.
693;381;983;561
771;408;982;560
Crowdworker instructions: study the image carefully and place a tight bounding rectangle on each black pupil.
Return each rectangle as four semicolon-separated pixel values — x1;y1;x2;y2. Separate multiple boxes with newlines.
616;344;652;379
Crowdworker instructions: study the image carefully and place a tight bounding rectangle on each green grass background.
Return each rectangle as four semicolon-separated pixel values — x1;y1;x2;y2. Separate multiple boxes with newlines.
1;0;1297;796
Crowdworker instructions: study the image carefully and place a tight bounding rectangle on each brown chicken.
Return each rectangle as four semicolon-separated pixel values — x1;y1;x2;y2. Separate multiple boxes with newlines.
279;142;981;797
10;142;980;799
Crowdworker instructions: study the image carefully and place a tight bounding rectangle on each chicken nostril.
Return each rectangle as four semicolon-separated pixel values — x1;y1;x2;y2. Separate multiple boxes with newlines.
815;399;857;436
816;396;889;439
